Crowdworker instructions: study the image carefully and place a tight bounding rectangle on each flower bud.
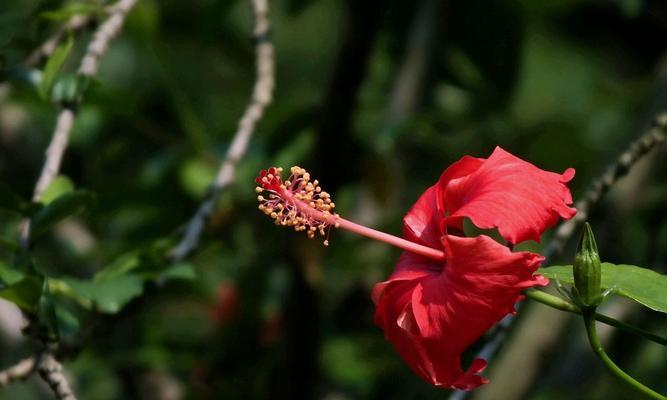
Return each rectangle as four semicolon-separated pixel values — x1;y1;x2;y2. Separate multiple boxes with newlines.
573;223;602;308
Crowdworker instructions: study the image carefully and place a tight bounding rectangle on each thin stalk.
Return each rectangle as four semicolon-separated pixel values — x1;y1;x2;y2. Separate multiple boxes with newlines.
282;187;446;261
525;289;667;347
582;309;667;400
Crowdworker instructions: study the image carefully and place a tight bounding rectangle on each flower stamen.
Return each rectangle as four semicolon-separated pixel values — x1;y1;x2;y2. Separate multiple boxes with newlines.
255;166;338;245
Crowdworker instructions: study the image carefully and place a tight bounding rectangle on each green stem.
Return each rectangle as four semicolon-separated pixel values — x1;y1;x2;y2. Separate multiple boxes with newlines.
582;309;667;400
524;289;667;347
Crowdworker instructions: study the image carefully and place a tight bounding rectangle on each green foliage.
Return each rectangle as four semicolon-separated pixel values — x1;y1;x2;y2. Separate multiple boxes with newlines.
51;74;91;104
0;183;28;214
31;190;96;239
63;275;144;314
39;35;73;100
0;273;44;312
540;263;667;314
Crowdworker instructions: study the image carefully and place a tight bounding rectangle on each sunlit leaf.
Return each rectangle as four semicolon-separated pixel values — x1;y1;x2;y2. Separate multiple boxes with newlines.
63;275;144;314
41;175;75;205
39;35;73;100
540;263;667;314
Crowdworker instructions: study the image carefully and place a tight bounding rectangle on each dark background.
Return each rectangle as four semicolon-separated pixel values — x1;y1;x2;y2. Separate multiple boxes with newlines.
1;0;666;399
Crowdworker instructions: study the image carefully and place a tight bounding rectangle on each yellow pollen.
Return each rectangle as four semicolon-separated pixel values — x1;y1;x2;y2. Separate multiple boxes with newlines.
256;166;340;246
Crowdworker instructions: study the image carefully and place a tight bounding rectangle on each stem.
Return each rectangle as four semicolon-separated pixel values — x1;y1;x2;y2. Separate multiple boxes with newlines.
525;289;667;347
582;309;667;400
336;217;446;261
281;187;446;261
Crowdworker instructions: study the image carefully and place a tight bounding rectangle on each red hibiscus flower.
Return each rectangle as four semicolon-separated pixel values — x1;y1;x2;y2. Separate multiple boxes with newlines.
372;147;576;390
255;147;576;391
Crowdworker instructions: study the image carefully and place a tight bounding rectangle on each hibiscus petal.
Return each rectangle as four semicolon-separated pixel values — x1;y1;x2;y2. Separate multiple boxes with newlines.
372;235;546;390
372;277;489;390
442;146;576;244
411;235;547;345
402;184;444;249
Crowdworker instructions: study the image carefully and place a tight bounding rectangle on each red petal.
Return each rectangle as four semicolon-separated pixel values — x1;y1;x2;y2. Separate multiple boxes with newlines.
443;146;576;243
402;184;444;250
372;235;547;390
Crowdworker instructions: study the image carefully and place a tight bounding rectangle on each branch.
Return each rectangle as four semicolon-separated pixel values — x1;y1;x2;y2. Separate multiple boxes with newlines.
10;1;139;398
37;352;76;400
543;112;667;259
32;0;139;202
169;0;275;262
24;15;93;68
0;357;36;388
448;111;667;400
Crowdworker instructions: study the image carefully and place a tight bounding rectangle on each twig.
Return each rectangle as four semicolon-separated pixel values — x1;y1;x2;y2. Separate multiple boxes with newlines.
448;111;667;400
12;1;139;398
36;352;76;400
0;357;36;387
24;15;93;68
544;112;667;259
32;0;139;202
169;0;274;262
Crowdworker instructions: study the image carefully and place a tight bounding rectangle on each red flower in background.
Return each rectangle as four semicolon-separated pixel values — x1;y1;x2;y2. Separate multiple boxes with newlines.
372;147;576;390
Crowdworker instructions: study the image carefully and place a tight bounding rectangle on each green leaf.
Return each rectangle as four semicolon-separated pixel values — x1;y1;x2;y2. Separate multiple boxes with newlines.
0;183;26;213
39;35;73;100
63;275;144;314
159;263;196;281
40;175;75;205
51;74;91;104
93;252;141;281
0;260;25;285
31;190;95;239
0;274;45;312
40;2;100;21
540;263;667;314
37;280;59;340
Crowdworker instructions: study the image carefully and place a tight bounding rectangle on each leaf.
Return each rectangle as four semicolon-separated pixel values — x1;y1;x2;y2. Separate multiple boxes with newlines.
0;274;45;312
159;263;196;281
37;280;59;340
540;263;667;314
0;260;25;285
40;175;75;205
40;2;100;21
51;74;91;104
31;190;95;239
93;252;141;281
63;275;144;314
39;35;73;100
0;183;27;213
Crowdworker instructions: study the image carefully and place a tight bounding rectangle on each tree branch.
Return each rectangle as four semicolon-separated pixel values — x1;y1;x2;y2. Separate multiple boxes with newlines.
24;15;93;68
0;357;36;388
10;1;139;398
169;0;275;262
543;112;667;259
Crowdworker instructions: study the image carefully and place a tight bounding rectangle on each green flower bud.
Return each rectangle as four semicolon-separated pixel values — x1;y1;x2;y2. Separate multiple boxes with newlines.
573;223;602;308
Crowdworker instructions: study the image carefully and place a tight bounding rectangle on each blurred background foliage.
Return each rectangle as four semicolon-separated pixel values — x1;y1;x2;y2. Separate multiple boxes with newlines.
0;0;667;399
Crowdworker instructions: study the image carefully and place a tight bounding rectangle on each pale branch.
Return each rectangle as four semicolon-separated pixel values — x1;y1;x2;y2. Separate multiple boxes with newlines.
10;1;140;398
0;357;36;388
24;15;93;68
37;352;76;400
32;0;139;204
448;111;667;400
169;0;275;262
543;111;667;259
